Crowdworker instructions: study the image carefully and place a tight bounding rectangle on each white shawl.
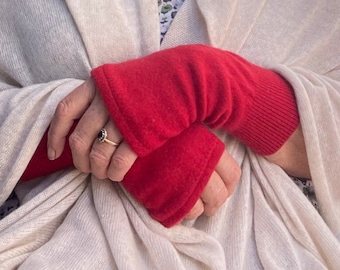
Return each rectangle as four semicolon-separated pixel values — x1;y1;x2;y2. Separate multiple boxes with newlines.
0;0;339;269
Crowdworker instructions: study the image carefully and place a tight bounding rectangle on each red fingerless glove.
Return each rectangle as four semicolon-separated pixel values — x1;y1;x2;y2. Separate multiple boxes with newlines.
21;126;75;181
123;123;224;227
91;44;299;156
21;123;225;227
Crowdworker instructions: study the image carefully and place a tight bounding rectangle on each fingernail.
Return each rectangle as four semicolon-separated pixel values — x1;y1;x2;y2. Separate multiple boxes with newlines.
48;147;56;160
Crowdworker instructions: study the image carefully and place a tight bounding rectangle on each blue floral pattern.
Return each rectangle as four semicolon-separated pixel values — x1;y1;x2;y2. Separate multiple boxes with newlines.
292;177;319;211
1;0;319;220
158;0;185;43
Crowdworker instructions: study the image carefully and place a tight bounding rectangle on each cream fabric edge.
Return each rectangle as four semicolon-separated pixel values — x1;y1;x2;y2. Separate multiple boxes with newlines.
0;0;339;269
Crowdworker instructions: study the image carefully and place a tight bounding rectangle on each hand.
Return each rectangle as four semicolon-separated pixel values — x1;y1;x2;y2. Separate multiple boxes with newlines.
184;149;241;220
48;77;241;226
48;78;137;181
265;125;311;179
91;45;299;159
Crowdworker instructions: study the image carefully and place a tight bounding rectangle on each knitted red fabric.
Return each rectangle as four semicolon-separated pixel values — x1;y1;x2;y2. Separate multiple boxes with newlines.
21;123;224;227
22;44;299;227
123;123;224;227
21;126;75;181
91;44;299;157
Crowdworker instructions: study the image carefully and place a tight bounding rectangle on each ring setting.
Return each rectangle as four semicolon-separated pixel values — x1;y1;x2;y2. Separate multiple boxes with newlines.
97;128;119;146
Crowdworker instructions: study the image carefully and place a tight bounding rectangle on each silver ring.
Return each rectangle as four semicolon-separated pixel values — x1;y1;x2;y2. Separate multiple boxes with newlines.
97;128;119;146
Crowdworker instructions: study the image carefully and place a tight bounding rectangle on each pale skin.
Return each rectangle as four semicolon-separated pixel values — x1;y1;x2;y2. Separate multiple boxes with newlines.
266;126;311;179
48;78;310;220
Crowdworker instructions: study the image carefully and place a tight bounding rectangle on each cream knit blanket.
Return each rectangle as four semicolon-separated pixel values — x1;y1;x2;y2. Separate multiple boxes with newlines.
0;0;339;269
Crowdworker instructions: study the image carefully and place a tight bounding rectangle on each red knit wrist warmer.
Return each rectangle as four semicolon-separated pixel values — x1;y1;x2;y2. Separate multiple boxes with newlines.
123;123;224;227
21;123;224;227
91;44;299;156
21;126;74;181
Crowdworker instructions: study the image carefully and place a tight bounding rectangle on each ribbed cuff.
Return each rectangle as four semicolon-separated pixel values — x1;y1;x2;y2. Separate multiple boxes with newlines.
230;70;299;155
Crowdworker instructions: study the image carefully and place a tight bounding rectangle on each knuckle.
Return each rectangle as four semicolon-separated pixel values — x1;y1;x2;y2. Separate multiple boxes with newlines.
206;188;228;210
55;98;72;118
107;169;124;181
89;148;111;166
107;149;137;181
69;132;87;152
110;154;132;170
186;204;204;220
73;160;90;174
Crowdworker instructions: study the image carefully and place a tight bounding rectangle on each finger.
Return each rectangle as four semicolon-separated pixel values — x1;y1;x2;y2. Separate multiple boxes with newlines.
107;141;138;181
200;171;229;216
215;149;241;197
69;92;109;173
48;79;96;160
184;199;204;220
90;120;123;179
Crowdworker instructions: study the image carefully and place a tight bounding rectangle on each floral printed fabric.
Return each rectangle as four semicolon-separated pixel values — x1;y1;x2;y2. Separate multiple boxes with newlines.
0;191;19;220
157;1;319;213
158;0;319;212
158;0;185;43
0;0;318;221
292;177;319;211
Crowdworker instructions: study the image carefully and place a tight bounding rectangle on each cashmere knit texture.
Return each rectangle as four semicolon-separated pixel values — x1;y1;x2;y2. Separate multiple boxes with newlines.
0;0;340;269
91;45;298;156
22;44;298;226
21;122;225;227
21;1;297;227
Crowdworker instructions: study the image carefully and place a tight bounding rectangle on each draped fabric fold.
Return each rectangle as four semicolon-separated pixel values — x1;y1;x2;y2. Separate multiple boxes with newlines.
0;0;339;268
